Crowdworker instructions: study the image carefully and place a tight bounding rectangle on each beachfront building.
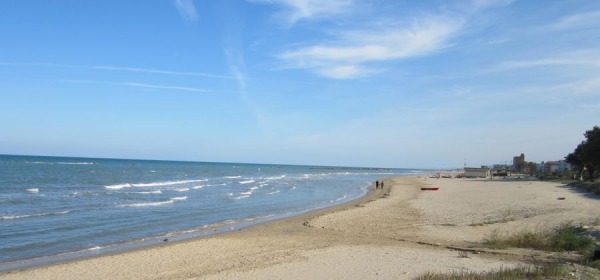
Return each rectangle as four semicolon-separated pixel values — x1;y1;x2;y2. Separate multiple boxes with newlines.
544;160;571;173
464;167;492;178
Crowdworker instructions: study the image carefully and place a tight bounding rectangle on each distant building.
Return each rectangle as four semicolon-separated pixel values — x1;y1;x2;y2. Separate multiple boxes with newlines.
493;164;510;170
513;153;525;172
544;160;571;173
536;162;545;172
464;167;492;178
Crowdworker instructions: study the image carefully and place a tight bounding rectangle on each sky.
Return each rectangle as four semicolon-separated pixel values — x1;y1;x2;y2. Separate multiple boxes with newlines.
1;0;599;169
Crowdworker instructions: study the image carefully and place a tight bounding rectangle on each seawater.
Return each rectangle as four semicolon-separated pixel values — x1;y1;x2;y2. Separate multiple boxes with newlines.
0;155;426;269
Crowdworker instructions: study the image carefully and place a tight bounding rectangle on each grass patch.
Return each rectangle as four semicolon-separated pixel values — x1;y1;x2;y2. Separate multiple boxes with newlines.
550;224;595;253
482;223;595;255
482;229;510;249
592;216;600;226
415;263;567;280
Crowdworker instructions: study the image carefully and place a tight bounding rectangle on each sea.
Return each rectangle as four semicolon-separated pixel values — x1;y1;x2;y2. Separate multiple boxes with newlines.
0;154;426;270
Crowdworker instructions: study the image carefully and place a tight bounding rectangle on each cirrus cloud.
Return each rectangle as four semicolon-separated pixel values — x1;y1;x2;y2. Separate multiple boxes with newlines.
172;0;199;23
278;16;464;79
250;0;353;24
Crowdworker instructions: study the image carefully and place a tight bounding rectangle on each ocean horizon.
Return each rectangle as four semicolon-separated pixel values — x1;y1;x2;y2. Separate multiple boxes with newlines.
0;154;428;270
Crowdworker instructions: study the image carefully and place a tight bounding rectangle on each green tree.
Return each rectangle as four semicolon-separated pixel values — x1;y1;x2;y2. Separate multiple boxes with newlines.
566;126;600;180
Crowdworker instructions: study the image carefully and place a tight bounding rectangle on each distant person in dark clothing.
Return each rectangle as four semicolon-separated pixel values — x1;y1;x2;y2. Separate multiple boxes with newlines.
376;180;380;189
380;181;384;189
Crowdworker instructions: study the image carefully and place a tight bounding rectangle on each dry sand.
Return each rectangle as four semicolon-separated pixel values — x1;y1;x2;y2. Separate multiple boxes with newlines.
2;176;599;280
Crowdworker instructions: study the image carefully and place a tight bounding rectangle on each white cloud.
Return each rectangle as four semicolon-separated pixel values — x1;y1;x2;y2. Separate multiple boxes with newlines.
93;65;234;79
496;59;594;70
250;0;353;23
224;49;248;96
173;0;199;23
279;17;463;79
493;51;600;71
61;79;212;93
486;39;508;45
0;62;235;79
317;65;368;79
121;82;210;93
522;77;600;95
551;10;600;30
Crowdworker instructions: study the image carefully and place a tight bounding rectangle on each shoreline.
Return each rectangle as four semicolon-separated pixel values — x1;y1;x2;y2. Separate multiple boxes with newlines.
0;177;387;273
2;176;599;279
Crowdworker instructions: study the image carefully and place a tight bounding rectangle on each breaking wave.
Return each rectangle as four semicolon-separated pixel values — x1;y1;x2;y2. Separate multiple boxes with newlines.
1;210;71;220
105;179;207;190
120;196;187;207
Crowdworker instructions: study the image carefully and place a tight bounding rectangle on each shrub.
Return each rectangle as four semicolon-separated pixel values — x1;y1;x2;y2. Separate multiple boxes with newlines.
507;229;547;250
549;224;595;254
483;229;509;249
483;223;595;256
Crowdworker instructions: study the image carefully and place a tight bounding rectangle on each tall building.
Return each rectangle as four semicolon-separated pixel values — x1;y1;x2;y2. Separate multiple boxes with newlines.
513;153;525;172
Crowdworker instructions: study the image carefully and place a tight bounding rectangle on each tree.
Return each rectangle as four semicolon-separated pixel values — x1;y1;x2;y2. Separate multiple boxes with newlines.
565;126;600;180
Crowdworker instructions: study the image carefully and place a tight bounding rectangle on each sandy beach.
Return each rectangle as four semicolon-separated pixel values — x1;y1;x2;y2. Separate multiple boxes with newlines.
2;176;599;280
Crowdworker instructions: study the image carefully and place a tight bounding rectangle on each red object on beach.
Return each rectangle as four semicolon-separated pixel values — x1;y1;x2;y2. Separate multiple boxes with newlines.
420;187;439;191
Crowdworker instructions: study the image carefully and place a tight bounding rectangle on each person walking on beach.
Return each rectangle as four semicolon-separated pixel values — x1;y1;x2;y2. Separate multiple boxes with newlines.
380;181;384;189
375;180;380;189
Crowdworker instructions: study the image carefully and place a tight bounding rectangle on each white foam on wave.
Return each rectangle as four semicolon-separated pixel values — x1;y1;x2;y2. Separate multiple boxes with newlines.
224;176;242;179
25;188;39;193
105;179;207;190
173;188;190;192
192;185;206;189
249;186;258;190
121;200;174;208
330;195;348;203
231;195;250;200
133;190;162;195
132;179;207;188
266;190;280;195
240;191;253;195
105;183;132;190
239;180;255;184
1;210;71;220
244;214;275;222
264;175;286;180
121;195;190;207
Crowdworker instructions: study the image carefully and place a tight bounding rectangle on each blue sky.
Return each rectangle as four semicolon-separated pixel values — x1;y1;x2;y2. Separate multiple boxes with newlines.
1;0;599;168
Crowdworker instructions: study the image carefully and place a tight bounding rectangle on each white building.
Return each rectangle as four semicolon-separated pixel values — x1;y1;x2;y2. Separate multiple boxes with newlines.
464;167;492;178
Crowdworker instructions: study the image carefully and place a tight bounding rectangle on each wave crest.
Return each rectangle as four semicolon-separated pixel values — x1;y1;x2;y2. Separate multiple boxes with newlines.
1;210;71;220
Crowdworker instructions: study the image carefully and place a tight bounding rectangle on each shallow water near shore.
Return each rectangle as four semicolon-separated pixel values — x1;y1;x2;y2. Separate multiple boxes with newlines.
0;155;426;270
